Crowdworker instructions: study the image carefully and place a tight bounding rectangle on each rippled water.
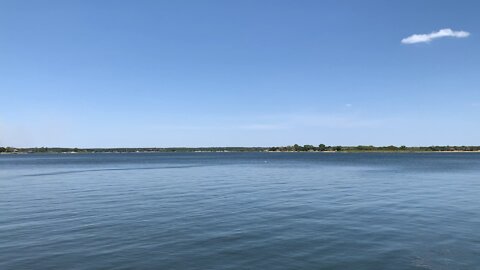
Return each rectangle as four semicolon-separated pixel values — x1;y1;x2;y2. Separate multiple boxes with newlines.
1;153;479;269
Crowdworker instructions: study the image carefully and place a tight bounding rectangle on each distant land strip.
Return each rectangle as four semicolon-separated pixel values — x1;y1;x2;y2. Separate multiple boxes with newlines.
1;145;480;154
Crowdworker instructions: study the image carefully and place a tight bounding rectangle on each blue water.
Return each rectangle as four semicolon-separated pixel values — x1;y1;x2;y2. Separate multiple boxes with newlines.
1;153;479;269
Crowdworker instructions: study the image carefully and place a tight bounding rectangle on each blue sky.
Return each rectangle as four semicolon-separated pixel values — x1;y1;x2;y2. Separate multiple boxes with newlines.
1;0;479;147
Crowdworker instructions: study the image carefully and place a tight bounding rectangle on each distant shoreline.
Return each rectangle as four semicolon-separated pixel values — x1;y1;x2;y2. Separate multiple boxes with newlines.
2;146;480;155
2;152;480;155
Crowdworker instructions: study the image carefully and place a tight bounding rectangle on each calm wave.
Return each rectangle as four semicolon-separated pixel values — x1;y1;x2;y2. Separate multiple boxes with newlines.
1;153;479;269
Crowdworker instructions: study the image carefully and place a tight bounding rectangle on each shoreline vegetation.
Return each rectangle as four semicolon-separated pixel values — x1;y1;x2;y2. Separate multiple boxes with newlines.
1;145;480;154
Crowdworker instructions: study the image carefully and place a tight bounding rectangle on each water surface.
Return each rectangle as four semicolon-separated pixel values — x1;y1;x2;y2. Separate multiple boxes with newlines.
1;153;479;269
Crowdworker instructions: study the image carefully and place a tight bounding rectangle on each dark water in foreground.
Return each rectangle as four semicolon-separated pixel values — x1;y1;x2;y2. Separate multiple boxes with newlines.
1;153;479;269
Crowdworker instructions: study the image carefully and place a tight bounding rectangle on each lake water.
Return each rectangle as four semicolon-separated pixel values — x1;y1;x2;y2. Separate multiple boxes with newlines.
1;153;479;269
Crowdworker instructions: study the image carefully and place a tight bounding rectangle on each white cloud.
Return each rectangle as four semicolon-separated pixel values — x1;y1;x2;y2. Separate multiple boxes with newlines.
150;112;384;132
401;28;470;44
232;113;384;130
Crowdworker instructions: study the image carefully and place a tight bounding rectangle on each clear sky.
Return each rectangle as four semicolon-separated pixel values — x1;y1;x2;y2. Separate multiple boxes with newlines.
1;0;479;147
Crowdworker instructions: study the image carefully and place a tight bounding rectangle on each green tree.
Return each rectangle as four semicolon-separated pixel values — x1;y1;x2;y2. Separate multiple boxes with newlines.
318;144;326;151
303;145;315;151
293;144;303;151
386;145;398;151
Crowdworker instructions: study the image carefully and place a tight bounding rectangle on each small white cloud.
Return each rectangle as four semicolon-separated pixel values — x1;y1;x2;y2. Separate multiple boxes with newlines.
401;28;470;44
237;124;287;130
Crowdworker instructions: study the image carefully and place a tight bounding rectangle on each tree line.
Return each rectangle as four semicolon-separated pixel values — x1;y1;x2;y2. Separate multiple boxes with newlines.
268;144;480;152
2;145;480;153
